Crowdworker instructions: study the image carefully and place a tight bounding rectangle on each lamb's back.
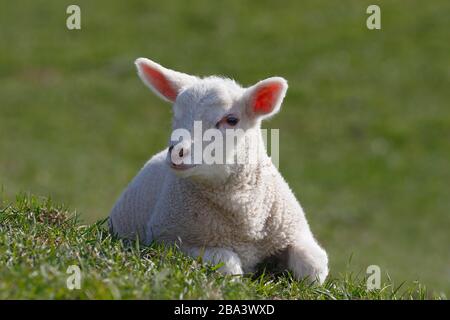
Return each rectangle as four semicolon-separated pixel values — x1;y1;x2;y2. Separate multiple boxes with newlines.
109;149;169;241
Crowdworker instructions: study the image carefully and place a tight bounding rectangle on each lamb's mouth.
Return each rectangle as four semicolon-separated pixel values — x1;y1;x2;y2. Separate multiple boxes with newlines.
170;163;197;171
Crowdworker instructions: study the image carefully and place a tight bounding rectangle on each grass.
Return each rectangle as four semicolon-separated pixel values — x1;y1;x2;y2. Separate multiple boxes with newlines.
0;0;449;296
0;195;439;299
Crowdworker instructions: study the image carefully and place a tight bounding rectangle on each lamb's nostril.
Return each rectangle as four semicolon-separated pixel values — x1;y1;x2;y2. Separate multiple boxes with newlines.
179;148;184;158
169;145;174;153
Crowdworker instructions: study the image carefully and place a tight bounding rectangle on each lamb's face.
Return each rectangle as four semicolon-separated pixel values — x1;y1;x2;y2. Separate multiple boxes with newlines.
135;57;288;183
168;79;250;181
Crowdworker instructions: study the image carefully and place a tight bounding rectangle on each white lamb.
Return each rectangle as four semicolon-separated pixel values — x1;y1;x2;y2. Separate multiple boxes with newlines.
109;57;329;283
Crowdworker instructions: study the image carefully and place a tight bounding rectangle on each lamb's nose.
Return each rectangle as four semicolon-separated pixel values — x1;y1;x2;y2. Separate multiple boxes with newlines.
169;144;185;157
169;142;190;165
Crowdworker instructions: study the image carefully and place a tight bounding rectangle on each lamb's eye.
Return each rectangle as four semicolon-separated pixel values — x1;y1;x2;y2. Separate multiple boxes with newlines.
225;116;239;126
215;115;240;128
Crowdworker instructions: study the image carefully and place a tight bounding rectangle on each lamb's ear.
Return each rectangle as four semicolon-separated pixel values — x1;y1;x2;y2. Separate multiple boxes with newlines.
244;77;288;119
135;58;198;103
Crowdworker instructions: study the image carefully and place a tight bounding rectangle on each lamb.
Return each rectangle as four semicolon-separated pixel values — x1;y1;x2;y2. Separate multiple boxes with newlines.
109;57;329;283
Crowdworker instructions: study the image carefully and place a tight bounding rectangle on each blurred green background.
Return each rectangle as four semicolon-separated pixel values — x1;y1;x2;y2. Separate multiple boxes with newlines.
0;0;449;294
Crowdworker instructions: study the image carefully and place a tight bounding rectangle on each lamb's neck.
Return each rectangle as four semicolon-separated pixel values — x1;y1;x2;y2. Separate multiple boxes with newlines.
192;155;276;221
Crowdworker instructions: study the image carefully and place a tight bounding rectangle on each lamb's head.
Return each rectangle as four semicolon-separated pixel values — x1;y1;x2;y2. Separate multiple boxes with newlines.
135;57;288;183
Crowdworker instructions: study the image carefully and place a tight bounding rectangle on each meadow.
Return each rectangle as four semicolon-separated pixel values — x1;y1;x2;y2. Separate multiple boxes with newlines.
0;0;449;297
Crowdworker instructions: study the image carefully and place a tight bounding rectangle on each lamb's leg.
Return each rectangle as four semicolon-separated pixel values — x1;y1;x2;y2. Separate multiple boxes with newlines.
287;234;329;284
183;247;244;275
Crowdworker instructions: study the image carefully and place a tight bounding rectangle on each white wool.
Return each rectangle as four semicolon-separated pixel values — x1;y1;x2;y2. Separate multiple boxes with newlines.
109;58;328;283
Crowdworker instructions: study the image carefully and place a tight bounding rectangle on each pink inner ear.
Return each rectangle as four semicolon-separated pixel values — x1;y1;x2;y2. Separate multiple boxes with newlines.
141;63;177;101
253;83;282;114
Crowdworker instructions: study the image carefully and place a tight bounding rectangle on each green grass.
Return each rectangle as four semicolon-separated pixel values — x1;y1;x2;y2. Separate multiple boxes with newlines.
0;0;449;297
0;195;440;299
